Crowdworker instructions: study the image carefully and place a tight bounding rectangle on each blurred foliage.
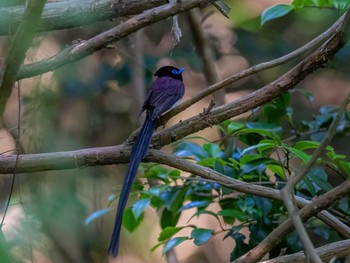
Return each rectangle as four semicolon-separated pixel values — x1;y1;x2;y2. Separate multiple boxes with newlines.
89;89;350;261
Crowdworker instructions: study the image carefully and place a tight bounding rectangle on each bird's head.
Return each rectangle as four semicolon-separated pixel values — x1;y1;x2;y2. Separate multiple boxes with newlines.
154;66;185;81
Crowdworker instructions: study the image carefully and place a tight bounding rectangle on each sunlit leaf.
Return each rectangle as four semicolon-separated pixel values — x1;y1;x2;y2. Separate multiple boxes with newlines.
158;226;184;242
180;200;211;211
85;208;112;225
190;228;214;246
163;237;188;254
261;4;294;26
173;142;208;161
287;147;312;163
132;198;151;220
123;207;143;232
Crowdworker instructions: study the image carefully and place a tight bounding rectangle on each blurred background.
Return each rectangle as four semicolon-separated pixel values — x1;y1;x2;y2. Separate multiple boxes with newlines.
0;0;349;262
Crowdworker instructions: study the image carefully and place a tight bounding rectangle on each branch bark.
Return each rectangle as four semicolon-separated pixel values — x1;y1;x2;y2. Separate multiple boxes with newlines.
260;239;350;263
16;0;214;80
0;146;349;238
0;0;166;35
152;27;345;149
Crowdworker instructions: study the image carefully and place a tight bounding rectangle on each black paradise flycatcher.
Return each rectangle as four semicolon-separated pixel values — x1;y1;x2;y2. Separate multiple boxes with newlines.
108;66;185;257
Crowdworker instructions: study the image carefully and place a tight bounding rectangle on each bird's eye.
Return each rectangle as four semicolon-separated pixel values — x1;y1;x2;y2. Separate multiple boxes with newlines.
172;68;185;75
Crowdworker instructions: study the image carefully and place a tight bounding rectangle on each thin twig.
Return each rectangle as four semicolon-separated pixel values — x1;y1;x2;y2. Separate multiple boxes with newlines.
187;8;223;105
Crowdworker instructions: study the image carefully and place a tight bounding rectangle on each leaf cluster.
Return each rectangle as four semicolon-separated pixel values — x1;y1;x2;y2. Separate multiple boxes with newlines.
90;90;350;260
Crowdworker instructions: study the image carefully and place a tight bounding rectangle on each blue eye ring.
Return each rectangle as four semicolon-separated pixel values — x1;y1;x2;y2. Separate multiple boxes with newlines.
172;68;185;74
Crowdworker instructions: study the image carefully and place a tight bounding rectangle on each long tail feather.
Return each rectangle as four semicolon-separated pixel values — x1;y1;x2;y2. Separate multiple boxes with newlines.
108;109;156;257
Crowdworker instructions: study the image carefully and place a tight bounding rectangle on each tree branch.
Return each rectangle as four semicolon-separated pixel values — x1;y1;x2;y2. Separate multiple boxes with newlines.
0;146;349;239
233;180;350;263
0;0;46;117
159;10;349;124
0;0;166;36
0;18;345;173
16;0;214;80
152;27;345;149
260;239;350;263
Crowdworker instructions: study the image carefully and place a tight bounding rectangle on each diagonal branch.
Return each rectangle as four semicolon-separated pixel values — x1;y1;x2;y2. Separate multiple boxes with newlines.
0;0;46;118
159;10;349;125
16;0;214;80
0;0;166;36
233;180;350;263
152;27;346;149
260;239;350;263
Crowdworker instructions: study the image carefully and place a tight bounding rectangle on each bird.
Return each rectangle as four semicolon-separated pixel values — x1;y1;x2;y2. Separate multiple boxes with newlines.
108;66;185;257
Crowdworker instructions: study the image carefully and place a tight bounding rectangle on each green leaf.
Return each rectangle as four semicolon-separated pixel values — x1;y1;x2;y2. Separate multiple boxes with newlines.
227;121;245;133
151;241;166;252
266;164;285;178
240;141;276;156
181;200;211;211
163;237;188;254
294;140;320;151
168;169;181;180
203;143;221;158
230;232;250;261
238;128;281;144
213;160;237;178
287;147;312;163
218;209;248;221
161;208;181;229
240;155;279;166
132;198;151;220
338;160;350;176
188;210;220;223
326;151;346;161
0;230;11;263
261;4;294;26
85;207;112;225
291;0;305;8
197;158;217;167
173;142;208;161
319;104;339;114
331;0;350;12
308;167;332;192
158;226;183;242
300;174;316;196
190;228;214;246
123;207;143;232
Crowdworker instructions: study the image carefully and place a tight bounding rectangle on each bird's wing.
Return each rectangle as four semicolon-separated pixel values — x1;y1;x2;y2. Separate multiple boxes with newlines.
148;77;185;120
